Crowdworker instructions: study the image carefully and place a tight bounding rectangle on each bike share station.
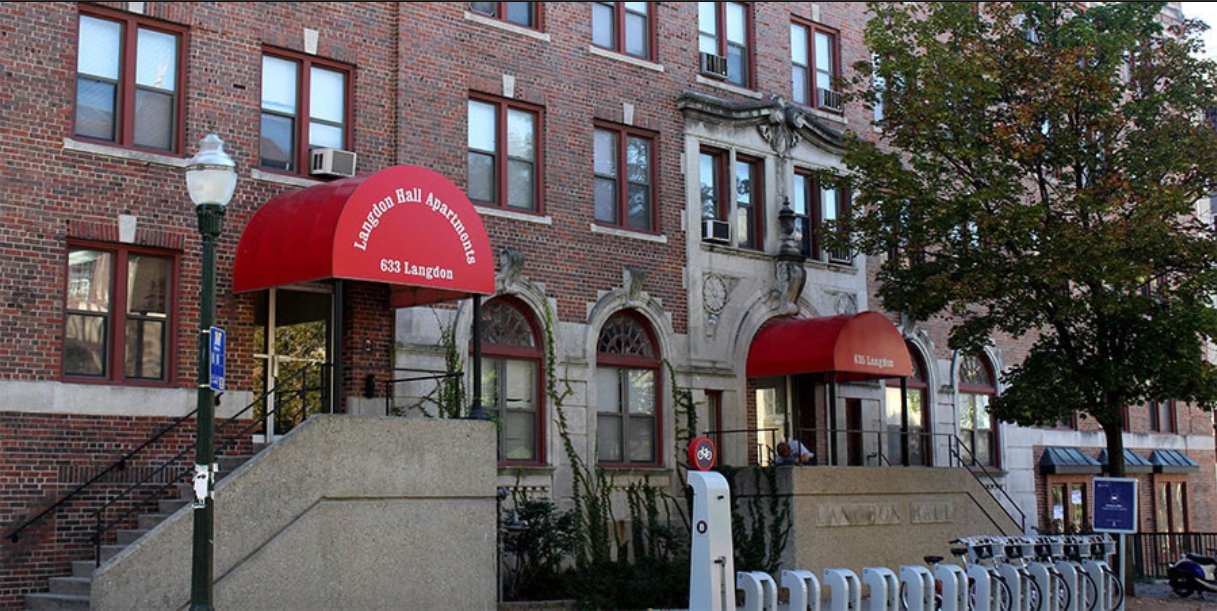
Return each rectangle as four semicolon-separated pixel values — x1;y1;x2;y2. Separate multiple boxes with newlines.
686;438;1128;611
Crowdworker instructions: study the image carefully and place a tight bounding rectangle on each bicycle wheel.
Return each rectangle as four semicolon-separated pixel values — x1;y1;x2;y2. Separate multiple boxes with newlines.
1055;576;1071;611
1107;569;1126;609
1078;570;1098;611
1026;576;1043;611
994;573;1013;611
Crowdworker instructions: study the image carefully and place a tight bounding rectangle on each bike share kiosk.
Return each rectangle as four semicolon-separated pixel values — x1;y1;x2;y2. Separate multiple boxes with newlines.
688;438;735;611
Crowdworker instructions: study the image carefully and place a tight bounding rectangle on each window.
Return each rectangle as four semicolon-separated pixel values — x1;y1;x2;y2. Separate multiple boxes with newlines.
793;170;851;263
885;345;930;466
735;155;763;250
790;19;841;112
477;298;544;464
260;50;351;175
596;311;661;465
699;2;752;87
469;2;539;29
594;124;655;232
75;9;184;152
468;96;542;212
1149;399;1177;433
1050;482;1088;533
592;2;652;60
871;53;885;123
958;353;997;467
699;148;727;223
1155;481;1187;533
65;245;176;384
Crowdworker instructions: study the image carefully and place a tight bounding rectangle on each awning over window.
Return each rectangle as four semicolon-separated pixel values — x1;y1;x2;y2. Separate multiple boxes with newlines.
1097;449;1154;474
1038;447;1102;475
1149;449;1200;474
745;311;913;380
234;165;495;307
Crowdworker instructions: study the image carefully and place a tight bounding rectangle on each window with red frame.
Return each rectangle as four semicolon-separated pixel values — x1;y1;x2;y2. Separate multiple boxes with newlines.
596;311;661;465
793;170;852;263
469;2;539;29
884;344;931;466
476;298;545;464
735;154;764;251
592;2;653;60
75;9;185;153
1050;482;1088;533
260;50;352;176
1156;480;1187;533
1149;399;1176;433
698;2;752;88
958;353;998;467
699;147;727;223
594;123;655;232
790;18;842;112
468;96;542;212
65;245;176;384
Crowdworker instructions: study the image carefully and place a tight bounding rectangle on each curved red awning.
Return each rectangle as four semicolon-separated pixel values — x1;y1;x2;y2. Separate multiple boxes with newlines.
234;165;495;307
746;311;912;380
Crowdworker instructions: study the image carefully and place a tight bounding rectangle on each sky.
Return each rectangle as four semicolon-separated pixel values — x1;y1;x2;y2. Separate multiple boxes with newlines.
1182;2;1217;59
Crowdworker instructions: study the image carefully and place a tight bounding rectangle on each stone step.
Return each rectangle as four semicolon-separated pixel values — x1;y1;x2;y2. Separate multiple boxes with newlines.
24;592;89;611
47;576;90;597
70;561;96;579
98;544;126;562
116;528;149;546
159;497;189;514
137;513;171;530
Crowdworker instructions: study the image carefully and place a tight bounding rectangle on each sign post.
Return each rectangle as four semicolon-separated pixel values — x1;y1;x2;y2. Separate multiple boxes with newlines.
1093;477;1138;611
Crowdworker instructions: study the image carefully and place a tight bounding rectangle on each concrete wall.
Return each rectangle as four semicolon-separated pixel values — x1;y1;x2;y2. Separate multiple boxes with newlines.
92;415;497;611
734;466;1022;577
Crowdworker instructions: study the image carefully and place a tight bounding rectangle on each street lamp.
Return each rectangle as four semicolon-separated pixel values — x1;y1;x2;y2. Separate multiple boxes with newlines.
185;133;236;611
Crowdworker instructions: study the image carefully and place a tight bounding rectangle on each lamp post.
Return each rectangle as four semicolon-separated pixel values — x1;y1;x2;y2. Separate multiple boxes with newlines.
185;134;237;611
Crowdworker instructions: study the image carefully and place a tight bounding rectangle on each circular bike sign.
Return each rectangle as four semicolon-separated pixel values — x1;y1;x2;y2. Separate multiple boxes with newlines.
687;437;716;471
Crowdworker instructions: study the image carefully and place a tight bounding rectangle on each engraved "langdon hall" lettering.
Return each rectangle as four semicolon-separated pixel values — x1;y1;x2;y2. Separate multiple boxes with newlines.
353;187;422;251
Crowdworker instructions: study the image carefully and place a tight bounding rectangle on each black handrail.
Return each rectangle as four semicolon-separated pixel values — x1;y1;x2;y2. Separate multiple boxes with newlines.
4;361;327;563
947;434;1027;534
378;367;462;416
84;363;325;564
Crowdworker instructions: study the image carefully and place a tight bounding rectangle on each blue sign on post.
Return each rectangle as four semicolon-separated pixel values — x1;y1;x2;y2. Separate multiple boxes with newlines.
209;326;226;392
1093;477;1138;533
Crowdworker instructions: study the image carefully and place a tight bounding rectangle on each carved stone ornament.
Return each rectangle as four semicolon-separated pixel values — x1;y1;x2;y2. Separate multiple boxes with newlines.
624;266;648;306
772;260;806;316
497;248;525;290
835;292;858;315
758;104;800;158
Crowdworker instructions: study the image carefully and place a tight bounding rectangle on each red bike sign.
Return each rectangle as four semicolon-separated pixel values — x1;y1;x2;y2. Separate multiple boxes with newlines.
687;437;717;471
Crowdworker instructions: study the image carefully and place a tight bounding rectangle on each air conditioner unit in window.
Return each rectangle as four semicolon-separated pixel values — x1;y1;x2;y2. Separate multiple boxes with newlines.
310;148;357;178
702;219;730;244
818;88;844;113
699;52;729;80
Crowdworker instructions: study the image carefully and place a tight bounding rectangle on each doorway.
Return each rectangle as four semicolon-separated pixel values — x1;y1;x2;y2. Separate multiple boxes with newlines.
754;377;787;466
252;286;333;440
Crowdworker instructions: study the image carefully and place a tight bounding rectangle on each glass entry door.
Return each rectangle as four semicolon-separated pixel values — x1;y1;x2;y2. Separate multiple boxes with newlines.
253;287;332;440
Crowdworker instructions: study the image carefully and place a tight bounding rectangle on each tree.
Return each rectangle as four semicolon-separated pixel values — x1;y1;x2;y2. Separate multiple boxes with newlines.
834;1;1217;479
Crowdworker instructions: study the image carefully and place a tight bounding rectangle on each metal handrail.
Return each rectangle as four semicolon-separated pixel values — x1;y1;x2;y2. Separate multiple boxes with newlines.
3;362;326;558
85;363;324;564
947;434;1027;534
379;367;462;416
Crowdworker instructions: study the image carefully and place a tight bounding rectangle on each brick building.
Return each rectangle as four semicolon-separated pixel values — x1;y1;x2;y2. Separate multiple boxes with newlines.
0;2;1213;607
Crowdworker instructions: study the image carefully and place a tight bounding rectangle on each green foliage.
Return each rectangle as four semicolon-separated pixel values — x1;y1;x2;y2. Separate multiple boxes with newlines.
715;464;792;575
391;310;465;419
837;1;1217;475
500;490;578;601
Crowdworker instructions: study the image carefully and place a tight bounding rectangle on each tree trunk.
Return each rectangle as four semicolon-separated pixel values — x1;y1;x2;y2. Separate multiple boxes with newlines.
1102;407;1137;599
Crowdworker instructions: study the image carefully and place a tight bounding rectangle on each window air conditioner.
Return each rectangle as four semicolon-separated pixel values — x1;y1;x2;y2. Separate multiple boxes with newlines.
310;148;358;178
699;52;729;79
702;219;730;244
818;88;844;113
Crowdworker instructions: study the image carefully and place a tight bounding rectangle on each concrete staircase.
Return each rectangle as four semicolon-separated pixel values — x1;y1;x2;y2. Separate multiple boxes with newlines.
24;453;257;611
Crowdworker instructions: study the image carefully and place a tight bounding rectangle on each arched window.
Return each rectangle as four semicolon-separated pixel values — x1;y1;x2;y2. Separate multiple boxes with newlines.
958;353;997;467
595;311;661;465
884;344;930;466
477;298;544;464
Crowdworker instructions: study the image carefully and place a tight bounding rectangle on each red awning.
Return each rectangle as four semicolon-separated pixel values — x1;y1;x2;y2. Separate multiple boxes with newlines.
234;165;495;307
746;311;912;380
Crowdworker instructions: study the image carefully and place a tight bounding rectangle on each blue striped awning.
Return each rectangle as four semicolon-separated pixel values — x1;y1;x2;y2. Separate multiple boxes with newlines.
1149;449;1200;474
1038;447;1102;475
1097;449;1154;474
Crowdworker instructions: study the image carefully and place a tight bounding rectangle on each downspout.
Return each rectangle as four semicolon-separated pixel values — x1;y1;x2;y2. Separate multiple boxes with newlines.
949;350;960;466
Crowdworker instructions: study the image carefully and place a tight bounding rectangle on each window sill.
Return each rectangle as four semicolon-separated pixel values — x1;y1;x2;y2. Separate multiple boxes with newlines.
63;138;186;168
499;464;557;476
476;205;553;225
590;223;668;243
804;106;848;126
587;46;664;72
463;11;551;42
251;168;324;188
695;76;764;100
